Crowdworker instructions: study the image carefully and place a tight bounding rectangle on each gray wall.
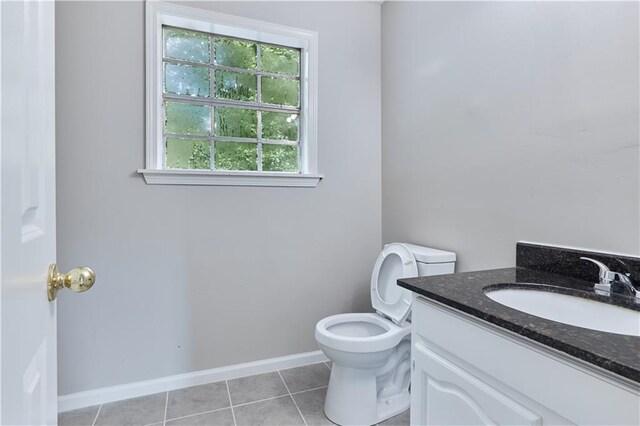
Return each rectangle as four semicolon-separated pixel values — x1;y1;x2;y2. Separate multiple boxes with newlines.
382;1;640;272
58;0;640;396
56;1;381;395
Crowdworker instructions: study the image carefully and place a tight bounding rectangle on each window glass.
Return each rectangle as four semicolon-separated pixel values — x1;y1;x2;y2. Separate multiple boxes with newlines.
166;138;211;170
214;37;257;70
161;25;302;173
215;141;258;171
164;102;211;136
261;45;299;75
164;27;210;63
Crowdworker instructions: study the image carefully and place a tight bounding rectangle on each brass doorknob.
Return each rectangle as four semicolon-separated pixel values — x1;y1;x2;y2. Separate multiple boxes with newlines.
47;264;96;301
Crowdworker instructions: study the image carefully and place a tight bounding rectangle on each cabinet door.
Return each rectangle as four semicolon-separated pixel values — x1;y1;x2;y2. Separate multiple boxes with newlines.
411;343;542;426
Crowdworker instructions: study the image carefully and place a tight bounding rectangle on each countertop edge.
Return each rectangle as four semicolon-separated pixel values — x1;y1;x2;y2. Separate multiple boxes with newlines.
398;267;640;383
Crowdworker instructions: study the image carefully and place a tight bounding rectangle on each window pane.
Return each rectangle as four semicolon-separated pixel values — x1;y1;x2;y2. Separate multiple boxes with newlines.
215;107;257;138
164;102;211;136
261;77;299;106
262;144;298;172
262;112;298;141
215;141;257;171
166;138;211;170
214;70;257;102
214;37;257;70
163;27;210;63
164;63;210;97
261;45;299;76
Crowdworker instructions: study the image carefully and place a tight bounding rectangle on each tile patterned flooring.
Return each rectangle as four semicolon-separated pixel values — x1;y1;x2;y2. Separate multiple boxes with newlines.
58;363;410;426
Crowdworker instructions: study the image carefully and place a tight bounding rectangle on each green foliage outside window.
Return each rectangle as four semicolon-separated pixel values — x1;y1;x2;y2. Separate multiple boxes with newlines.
261;45;299;75
162;27;302;172
214;71;257;102
215;142;257;171
214;38;257;69
262;112;298;141
165;102;211;136
262;145;298;172
215;107;257;138
262;77;299;107
188;141;211;169
166;138;210;170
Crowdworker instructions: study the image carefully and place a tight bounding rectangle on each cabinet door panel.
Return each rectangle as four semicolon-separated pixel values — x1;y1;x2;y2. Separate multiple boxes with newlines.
412;343;542;426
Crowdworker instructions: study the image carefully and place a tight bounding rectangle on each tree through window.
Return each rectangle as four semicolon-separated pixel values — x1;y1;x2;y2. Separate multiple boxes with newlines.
162;27;302;173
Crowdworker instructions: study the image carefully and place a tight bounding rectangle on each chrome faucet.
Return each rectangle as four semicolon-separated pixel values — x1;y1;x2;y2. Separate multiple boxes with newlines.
581;257;640;300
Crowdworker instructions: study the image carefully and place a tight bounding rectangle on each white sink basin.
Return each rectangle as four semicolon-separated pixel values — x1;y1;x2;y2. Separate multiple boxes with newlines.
485;288;640;337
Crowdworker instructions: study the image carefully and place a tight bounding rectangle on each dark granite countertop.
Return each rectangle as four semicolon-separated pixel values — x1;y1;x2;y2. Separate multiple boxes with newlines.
398;266;640;383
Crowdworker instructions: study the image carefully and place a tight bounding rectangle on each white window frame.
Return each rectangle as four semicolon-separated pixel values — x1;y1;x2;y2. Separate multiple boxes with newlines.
139;1;321;187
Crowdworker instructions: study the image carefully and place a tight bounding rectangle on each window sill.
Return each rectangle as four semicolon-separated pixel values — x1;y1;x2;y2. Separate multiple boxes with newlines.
137;169;323;187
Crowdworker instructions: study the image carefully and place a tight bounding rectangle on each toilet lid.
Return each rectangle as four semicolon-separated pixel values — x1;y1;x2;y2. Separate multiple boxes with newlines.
370;243;417;325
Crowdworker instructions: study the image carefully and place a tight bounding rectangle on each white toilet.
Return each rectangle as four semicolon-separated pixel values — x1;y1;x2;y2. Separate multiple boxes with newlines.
315;243;456;425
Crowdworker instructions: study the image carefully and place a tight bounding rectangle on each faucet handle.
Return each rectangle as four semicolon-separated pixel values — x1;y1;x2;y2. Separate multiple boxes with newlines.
613;258;639;281
580;257;614;285
581;257;640;300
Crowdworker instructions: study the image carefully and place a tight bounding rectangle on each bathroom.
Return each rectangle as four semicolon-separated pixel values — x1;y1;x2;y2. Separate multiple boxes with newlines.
0;0;638;425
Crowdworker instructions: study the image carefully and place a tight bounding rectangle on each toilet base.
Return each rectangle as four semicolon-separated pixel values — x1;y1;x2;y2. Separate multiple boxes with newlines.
376;390;410;423
324;364;410;426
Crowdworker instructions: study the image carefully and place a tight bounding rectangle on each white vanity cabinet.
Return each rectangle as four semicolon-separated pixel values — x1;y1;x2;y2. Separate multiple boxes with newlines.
410;295;640;426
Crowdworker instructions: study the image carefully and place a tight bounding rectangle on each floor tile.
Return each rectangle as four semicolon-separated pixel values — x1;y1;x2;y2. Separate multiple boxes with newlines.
280;363;330;393
165;408;235;426
58;405;100;426
94;392;166;426
378;409;410;426
234;395;304;426
292;387;332;426
228;372;288;405
166;382;230;420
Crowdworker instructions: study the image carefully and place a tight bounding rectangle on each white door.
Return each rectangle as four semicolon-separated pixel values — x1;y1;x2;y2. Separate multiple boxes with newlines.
1;1;57;424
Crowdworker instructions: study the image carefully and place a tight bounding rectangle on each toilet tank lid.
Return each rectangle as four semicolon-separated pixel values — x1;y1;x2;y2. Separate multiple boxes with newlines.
401;243;456;264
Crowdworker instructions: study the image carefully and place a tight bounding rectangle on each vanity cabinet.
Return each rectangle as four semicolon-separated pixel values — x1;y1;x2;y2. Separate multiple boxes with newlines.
411;296;640;426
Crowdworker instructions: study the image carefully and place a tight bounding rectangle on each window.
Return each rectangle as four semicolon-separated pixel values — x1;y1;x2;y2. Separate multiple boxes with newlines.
141;2;321;187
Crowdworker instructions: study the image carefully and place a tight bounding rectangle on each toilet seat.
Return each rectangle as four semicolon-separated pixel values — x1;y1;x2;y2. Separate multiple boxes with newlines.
370;244;417;325
315;313;410;353
315;244;418;354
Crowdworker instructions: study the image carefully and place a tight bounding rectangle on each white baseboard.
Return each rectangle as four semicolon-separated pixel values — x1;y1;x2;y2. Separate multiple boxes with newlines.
58;350;328;413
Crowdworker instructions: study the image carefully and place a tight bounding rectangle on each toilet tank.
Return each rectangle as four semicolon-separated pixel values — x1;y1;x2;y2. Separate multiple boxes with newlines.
403;243;456;277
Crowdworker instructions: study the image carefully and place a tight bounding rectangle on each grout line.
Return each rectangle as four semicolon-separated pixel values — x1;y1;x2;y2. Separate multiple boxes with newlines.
163;391;169;426
277;370;307;426
289;393;308;426
290;385;328;396
91;404;102;426
232;393;291;408
165;406;234;423
225;380;237;426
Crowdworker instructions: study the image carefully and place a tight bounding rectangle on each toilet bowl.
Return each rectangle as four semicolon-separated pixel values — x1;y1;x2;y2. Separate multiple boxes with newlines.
315;243;456;425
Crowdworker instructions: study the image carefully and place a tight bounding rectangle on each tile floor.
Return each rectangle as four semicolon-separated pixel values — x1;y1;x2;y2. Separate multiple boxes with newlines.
58;362;410;426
